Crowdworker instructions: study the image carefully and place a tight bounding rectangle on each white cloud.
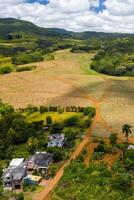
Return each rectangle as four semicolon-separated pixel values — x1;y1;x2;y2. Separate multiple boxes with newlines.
0;0;134;33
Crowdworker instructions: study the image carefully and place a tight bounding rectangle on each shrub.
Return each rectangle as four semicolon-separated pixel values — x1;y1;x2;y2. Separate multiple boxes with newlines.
112;172;133;191
16;65;36;72
92;151;105;160
94;144;105;153
0;103;14;116
115;66;127;75
83;106;96;117
0;66;12;74
47;147;66;162
64;116;79;126
124;149;134;170
12;51;44;65
125;62;134;71
51;123;63;133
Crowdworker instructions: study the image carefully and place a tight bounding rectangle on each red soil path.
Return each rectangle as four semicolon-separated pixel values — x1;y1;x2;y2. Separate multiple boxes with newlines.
35;75;133;200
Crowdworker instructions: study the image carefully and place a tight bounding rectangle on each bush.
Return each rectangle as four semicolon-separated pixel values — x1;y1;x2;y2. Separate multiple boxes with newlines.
12;51;44;65
115;66;127;75
112;172;133;191
0;103;14;116
0;66;12;74
51;123;63;133
47;147;66;162
65;129;78;148
16;65;36;72
83;106;96;117
124;149;134;170
92;151;105;160
94;144;105;153
16;193;24;200
125;62;134;71
64;116;79;126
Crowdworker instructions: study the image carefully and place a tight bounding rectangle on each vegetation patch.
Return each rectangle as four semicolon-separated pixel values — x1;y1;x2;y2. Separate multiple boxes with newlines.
16;65;36;72
91;38;134;76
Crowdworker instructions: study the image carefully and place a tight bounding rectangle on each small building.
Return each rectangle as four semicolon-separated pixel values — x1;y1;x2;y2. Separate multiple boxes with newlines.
23;175;42;186
47;134;64;147
27;152;53;179
128;145;134;150
3;158;26;190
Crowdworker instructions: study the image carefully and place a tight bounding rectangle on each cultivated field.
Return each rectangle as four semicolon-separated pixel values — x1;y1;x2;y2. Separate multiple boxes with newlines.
0;49;134;140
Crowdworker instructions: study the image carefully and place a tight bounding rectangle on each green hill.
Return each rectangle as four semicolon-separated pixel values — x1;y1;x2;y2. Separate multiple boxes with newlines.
0;18;133;40
0;18;71;40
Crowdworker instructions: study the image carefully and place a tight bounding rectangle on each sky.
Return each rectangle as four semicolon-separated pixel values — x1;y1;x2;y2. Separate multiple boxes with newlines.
0;0;134;33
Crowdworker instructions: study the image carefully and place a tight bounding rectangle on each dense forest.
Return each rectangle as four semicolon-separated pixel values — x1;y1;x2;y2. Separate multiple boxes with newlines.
91;38;134;76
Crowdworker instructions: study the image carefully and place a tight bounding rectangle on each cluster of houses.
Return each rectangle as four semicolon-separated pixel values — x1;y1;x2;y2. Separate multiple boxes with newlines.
3;134;65;190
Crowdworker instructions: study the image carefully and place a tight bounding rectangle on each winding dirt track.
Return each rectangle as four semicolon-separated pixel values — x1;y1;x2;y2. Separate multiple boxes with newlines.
35;73;134;200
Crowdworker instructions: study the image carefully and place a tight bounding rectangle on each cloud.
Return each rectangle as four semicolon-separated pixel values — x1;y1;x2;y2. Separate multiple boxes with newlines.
0;0;134;33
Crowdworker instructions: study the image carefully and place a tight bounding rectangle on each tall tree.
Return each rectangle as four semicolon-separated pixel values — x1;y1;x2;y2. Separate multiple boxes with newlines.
122;124;132;143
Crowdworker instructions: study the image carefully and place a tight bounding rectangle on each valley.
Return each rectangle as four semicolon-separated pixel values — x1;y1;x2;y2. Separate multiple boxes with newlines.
0;18;134;200
0;49;133;199
0;49;133;137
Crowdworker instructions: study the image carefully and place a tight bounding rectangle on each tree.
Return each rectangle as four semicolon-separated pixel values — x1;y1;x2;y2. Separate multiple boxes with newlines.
83;106;95;117
122;124;132;143
47;147;65;162
64;116;79;126
27;137;38;154
46;116;52;125
7;128;17;144
109;133;117;146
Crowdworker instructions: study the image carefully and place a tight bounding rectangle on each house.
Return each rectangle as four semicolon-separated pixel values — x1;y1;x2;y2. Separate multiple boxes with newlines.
27;152;53;179
23;174;42;186
128;145;134;150
3;158;26;190
47;134;65;147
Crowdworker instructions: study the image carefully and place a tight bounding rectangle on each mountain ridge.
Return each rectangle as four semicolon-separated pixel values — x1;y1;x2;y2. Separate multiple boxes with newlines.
0;18;133;40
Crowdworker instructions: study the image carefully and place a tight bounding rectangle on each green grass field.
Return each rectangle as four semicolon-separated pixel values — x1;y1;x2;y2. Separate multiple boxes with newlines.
26;112;82;124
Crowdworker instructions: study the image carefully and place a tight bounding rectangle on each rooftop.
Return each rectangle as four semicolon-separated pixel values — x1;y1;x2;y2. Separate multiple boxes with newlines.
48;134;65;147
9;158;24;168
34;152;53;168
3;161;27;181
128;145;134;150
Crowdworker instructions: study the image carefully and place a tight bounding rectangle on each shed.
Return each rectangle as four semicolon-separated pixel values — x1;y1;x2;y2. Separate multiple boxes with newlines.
24;175;42;185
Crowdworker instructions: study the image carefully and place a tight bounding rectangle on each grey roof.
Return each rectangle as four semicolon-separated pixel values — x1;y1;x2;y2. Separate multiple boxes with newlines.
3;161;26;181
34;152;53;168
49;134;64;140
48;134;64;147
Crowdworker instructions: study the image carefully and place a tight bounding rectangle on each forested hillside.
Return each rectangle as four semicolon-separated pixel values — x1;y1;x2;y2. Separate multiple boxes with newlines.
0;18;134;77
91;38;134;76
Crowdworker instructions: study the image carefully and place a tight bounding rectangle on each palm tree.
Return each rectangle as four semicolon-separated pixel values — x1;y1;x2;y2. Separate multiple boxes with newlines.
122;124;132;143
